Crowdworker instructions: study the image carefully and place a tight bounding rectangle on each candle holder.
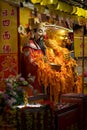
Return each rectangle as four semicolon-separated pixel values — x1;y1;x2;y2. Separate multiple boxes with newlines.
24;91;28;106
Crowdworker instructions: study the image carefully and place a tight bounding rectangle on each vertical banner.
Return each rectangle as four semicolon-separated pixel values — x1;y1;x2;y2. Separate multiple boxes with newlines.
84;36;87;56
74;27;83;57
0;1;18;90
74;26;87;57
0;1;18;53
74;26;87;86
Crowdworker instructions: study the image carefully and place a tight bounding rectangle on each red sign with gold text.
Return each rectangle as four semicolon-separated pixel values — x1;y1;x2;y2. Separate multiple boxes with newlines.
0;54;18;78
0;1;18;90
0;53;18;91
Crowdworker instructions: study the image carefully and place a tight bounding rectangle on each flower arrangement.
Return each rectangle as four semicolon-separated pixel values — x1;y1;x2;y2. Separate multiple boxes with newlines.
0;73;35;113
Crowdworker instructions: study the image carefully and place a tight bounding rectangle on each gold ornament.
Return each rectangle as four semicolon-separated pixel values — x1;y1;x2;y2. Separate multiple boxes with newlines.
24;91;29;106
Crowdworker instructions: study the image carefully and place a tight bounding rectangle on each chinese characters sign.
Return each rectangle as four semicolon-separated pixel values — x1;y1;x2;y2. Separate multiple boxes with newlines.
0;53;18;91
0;1;18;53
0;1;18;90
0;54;18;79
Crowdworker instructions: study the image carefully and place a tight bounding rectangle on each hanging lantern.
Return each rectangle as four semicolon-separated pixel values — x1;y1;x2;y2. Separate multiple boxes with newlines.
75;7;85;17
47;0;58;4
81;8;85;17
56;1;64;11
85;10;87;18
68;5;73;13
47;4;57;12
40;0;47;5
62;3;68;13
31;0;41;4
71;6;77;14
75;7;82;17
40;0;58;5
64;3;73;13
56;1;73;13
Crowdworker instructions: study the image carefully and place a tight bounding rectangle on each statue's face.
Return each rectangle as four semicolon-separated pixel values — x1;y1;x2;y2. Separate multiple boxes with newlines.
37;23;46;37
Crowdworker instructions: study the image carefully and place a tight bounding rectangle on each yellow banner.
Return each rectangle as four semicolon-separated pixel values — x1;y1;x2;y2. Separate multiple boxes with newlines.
0;1;18;90
0;1;18;53
74;28;87;57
